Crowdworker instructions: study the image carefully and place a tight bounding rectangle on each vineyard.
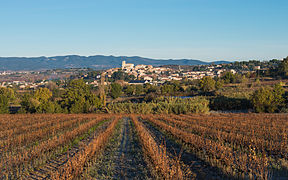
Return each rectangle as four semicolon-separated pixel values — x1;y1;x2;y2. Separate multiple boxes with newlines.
0;113;287;179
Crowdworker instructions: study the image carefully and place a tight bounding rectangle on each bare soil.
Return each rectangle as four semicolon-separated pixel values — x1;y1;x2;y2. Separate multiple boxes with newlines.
86;117;152;179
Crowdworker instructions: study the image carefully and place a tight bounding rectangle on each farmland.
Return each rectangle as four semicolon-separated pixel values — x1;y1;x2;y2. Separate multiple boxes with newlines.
0;113;287;179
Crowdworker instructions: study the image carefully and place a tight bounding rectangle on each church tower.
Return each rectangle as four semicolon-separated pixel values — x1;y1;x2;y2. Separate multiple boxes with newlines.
122;61;126;69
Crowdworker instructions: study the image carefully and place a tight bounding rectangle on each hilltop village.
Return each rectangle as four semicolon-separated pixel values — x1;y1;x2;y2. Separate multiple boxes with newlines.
0;57;287;115
0;59;281;89
85;60;257;87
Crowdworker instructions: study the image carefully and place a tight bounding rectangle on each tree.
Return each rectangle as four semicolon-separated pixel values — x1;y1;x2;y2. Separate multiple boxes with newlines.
20;88;59;113
0;94;9;114
124;85;135;96
69;96;87;113
0;87;15;114
35;88;52;102
272;83;285;107
0;87;15;101
135;85;143;96
277;56;288;78
161;84;174;95
20;93;39;113
250;83;285;113
110;83;122;99
111;70;135;82
62;79;101;113
34;88;56;113
36;101;62;114
86;71;101;79
221;71;236;83
215;79;224;90
199;76;216;92
144;84;159;94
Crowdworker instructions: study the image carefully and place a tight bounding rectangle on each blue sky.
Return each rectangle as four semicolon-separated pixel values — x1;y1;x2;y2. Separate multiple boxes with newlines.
0;0;287;61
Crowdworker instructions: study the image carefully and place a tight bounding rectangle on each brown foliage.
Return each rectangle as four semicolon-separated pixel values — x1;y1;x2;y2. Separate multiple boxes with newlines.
140;113;285;179
50;115;121;179
131;115;193;179
0;114;114;179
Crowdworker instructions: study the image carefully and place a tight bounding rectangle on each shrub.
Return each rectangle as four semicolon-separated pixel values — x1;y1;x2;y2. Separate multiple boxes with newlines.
199;76;216;92
221;71;236;83
250;84;285;113
107;97;209;114
36;101;61;114
107;102;153;114
0;94;9;114
110;83;122;99
61;79;102;113
210;96;252;111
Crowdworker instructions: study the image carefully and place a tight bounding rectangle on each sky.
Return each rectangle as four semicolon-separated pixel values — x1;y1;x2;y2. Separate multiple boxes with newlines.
0;0;287;62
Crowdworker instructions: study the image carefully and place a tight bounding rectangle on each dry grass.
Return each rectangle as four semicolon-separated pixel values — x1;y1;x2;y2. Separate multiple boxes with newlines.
0;114;115;179
131;115;194;179
141;113;288;179
1;113;286;179
50;115;121;179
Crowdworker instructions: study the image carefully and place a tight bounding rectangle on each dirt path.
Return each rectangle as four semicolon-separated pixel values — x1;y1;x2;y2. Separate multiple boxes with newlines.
86;117;152;179
23;120;111;180
140;118;233;180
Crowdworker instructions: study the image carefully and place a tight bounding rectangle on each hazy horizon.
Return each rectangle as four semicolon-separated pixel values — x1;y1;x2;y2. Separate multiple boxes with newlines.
0;53;285;63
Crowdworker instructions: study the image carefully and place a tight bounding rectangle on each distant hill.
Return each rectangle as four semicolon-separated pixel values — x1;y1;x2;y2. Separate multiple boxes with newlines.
0;55;231;71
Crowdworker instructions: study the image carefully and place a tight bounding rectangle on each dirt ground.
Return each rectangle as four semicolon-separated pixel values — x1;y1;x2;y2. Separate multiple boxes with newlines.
85;117;152;179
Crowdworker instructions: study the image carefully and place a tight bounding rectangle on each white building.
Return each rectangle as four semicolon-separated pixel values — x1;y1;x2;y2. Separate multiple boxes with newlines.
135;64;147;70
143;76;153;82
230;69;236;74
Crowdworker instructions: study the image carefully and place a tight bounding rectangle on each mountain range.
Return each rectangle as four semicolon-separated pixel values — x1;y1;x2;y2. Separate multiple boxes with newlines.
0;55;231;71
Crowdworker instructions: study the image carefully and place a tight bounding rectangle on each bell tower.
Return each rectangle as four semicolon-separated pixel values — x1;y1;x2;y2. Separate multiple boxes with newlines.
122;61;126;69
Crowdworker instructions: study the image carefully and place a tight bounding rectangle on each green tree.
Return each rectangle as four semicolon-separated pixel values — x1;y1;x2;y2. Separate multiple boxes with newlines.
69;96;87;113
111;70;135;82
277;56;288;78
215;79;224;90
221;71;236;83
34;88;56;113
87;71;101;79
0;87;16;114
110;83;122;99
62;79;101;113
272;83;285;106
0;94;9;114
161;84;174;95
35;88;52;102
144;84;159;94
36;101;62;113
0;87;15;101
199;76;216;92
124;85;135;96
20;88;58;113
250;84;285;113
135;85;143;96
20;93;39;113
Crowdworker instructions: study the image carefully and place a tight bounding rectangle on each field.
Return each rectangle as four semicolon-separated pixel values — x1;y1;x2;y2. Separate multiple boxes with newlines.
0;113;287;179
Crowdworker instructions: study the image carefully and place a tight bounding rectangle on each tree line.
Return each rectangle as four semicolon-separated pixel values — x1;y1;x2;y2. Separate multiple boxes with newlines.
0;57;287;114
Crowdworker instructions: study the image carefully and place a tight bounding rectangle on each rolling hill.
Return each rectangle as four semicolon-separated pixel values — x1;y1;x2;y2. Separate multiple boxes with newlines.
0;55;231;71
